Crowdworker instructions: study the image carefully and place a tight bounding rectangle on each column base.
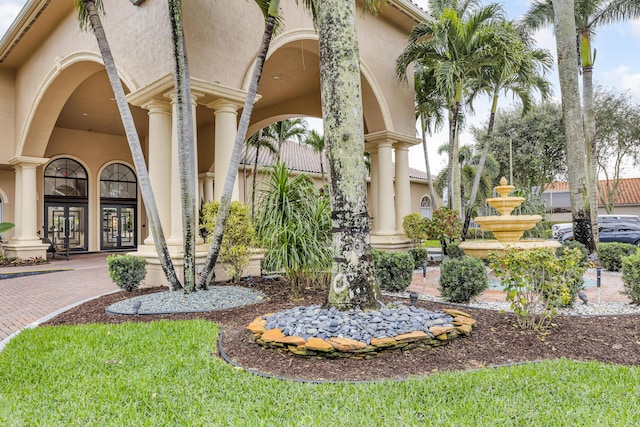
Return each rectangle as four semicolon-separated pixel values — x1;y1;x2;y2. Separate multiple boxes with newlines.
370;233;413;253
130;245;265;287
3;240;50;260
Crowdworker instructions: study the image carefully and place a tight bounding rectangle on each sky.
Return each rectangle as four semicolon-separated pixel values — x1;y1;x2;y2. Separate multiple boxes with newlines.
1;0;639;177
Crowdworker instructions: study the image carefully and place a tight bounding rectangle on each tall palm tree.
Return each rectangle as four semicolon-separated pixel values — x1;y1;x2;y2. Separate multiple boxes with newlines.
461;21;553;238
263;118;308;162
304;129;326;185
550;0;595;252
413;64;444;211
167;0;197;292
75;0;181;290
522;0;640;235
198;0;284;288
245;129;277;217
396;2;506;215
317;0;387;310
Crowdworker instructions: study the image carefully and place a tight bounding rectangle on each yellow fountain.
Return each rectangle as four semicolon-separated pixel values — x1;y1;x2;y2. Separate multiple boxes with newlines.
459;177;560;258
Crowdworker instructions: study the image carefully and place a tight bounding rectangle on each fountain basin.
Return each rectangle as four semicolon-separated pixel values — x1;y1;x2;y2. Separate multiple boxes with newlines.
486;197;526;216
459;239;561;259
473;214;542;243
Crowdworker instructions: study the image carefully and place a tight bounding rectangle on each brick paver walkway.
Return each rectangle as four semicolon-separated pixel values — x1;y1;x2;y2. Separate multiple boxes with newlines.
0;253;118;343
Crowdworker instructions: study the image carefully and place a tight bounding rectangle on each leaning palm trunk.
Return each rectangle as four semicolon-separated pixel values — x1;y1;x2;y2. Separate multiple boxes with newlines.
198;2;279;289
81;0;181;289
463;90;498;239
319;0;382;310
168;0;197;292
551;0;595;252
420;114;438;211
582;62;599;240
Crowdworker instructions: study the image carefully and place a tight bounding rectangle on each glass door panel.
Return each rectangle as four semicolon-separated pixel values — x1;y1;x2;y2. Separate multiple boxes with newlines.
101;205;136;250
45;203;88;251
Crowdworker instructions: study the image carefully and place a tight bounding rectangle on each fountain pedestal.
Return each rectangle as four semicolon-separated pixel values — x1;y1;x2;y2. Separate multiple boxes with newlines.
459;177;560;259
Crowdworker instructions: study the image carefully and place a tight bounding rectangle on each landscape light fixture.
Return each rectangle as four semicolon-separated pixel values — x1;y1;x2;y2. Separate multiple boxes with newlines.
131;300;142;315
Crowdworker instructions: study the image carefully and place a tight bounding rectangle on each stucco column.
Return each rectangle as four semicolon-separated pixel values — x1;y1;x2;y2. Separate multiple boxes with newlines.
4;157;49;259
394;142;411;233
207;99;241;202
142;100;172;246
376;140;395;235
199;172;215;204
368;148;379;233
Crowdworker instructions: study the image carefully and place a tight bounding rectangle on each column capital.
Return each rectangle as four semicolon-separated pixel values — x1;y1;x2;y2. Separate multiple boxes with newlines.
8;156;49;168
365;130;420;150
141;98;172;113
206;98;242;113
166;90;205;104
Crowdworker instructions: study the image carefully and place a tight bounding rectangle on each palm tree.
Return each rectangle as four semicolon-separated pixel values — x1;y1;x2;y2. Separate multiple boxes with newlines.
461;21;553;238
317;0;387;310
549;0;595;252
197;0;283;289
245;129;277;217
413;64;444;211
304;129;326;185
396;2;506;215
75;0;181;290
522;0;640;234
263;119;308;162
167;0;197;292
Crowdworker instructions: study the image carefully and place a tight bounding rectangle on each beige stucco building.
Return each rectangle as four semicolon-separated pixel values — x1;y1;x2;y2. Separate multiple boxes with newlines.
0;0;436;277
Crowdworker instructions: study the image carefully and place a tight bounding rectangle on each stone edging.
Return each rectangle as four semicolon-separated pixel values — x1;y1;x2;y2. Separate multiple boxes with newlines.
247;308;477;359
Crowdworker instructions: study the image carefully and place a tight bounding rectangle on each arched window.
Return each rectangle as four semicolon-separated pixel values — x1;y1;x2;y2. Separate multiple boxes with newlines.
420;196;432;219
100;163;137;199
44;158;88;197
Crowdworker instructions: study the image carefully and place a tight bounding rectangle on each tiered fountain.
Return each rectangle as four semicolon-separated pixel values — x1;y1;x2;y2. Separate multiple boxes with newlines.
459;177;560;259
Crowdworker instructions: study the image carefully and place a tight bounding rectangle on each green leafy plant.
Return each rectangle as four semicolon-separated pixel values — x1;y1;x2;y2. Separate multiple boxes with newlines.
255;163;332;297
425;207;462;255
489;247;585;329
597;242;637;272
621;250;640;304
201;201;254;283
372;249;414;293
556;240;588;266
445;242;465;259
403;213;428;246
107;254;147;292
408;248;430;269
439;256;488;303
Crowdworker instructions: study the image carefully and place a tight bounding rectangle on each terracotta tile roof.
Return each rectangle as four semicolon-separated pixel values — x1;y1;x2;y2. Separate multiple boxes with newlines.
545;178;640;206
240;142;432;182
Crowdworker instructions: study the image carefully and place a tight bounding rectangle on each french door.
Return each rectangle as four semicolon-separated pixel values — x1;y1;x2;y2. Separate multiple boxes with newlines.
101;205;136;250
45;203;88;252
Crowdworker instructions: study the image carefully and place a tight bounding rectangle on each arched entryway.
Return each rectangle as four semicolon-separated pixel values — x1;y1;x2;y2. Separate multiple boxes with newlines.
100;163;137;251
44;158;89;252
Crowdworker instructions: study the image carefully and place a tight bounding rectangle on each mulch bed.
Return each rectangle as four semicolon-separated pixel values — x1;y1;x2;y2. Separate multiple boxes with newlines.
41;278;640;382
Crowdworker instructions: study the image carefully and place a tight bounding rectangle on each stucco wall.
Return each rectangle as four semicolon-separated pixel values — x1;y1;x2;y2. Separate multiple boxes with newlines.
0;70;15;163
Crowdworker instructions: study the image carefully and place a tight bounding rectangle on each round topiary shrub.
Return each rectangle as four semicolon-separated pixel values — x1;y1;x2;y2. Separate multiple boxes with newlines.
439;256;488;303
372;249;414;293
621;250;640;304
408;248;429;270
598;242;637;272
107;254;147;292
446;242;465;259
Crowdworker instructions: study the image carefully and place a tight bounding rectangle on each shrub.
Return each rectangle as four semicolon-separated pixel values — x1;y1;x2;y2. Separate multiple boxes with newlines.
372;249;414;293
403;213;428;245
621;250;640;304
201;201;255;283
489;247;585;329
446;242;465;259
408;248;429;270
439;256;488;303
597;242;637;272
556;240;588;267
425;207;462;255
107;254;147;292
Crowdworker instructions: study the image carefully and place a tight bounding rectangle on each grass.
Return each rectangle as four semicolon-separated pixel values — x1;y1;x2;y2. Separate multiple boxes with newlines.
1;320;639;426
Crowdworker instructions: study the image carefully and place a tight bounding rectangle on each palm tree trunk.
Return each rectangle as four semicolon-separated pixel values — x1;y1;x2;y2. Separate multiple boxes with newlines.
82;0;181;290
463;90;498;239
319;0;382;310
251;140;261;218
582;61;599;241
198;2;279;289
168;0;197;292
420;114;438;211
551;0;595;252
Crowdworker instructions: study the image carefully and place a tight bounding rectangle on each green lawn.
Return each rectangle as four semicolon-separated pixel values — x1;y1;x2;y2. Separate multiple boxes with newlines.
1;320;639;426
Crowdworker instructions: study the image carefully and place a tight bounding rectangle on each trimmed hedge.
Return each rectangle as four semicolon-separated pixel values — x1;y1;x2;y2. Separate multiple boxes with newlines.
107;254;147;292
372;249;414;293
439;256;488;303
408;248;429;270
621;250;640;304
598;242;637;272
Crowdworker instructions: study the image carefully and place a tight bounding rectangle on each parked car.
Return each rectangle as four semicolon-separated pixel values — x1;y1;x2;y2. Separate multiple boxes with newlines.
561;222;640;246
553;215;640;240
